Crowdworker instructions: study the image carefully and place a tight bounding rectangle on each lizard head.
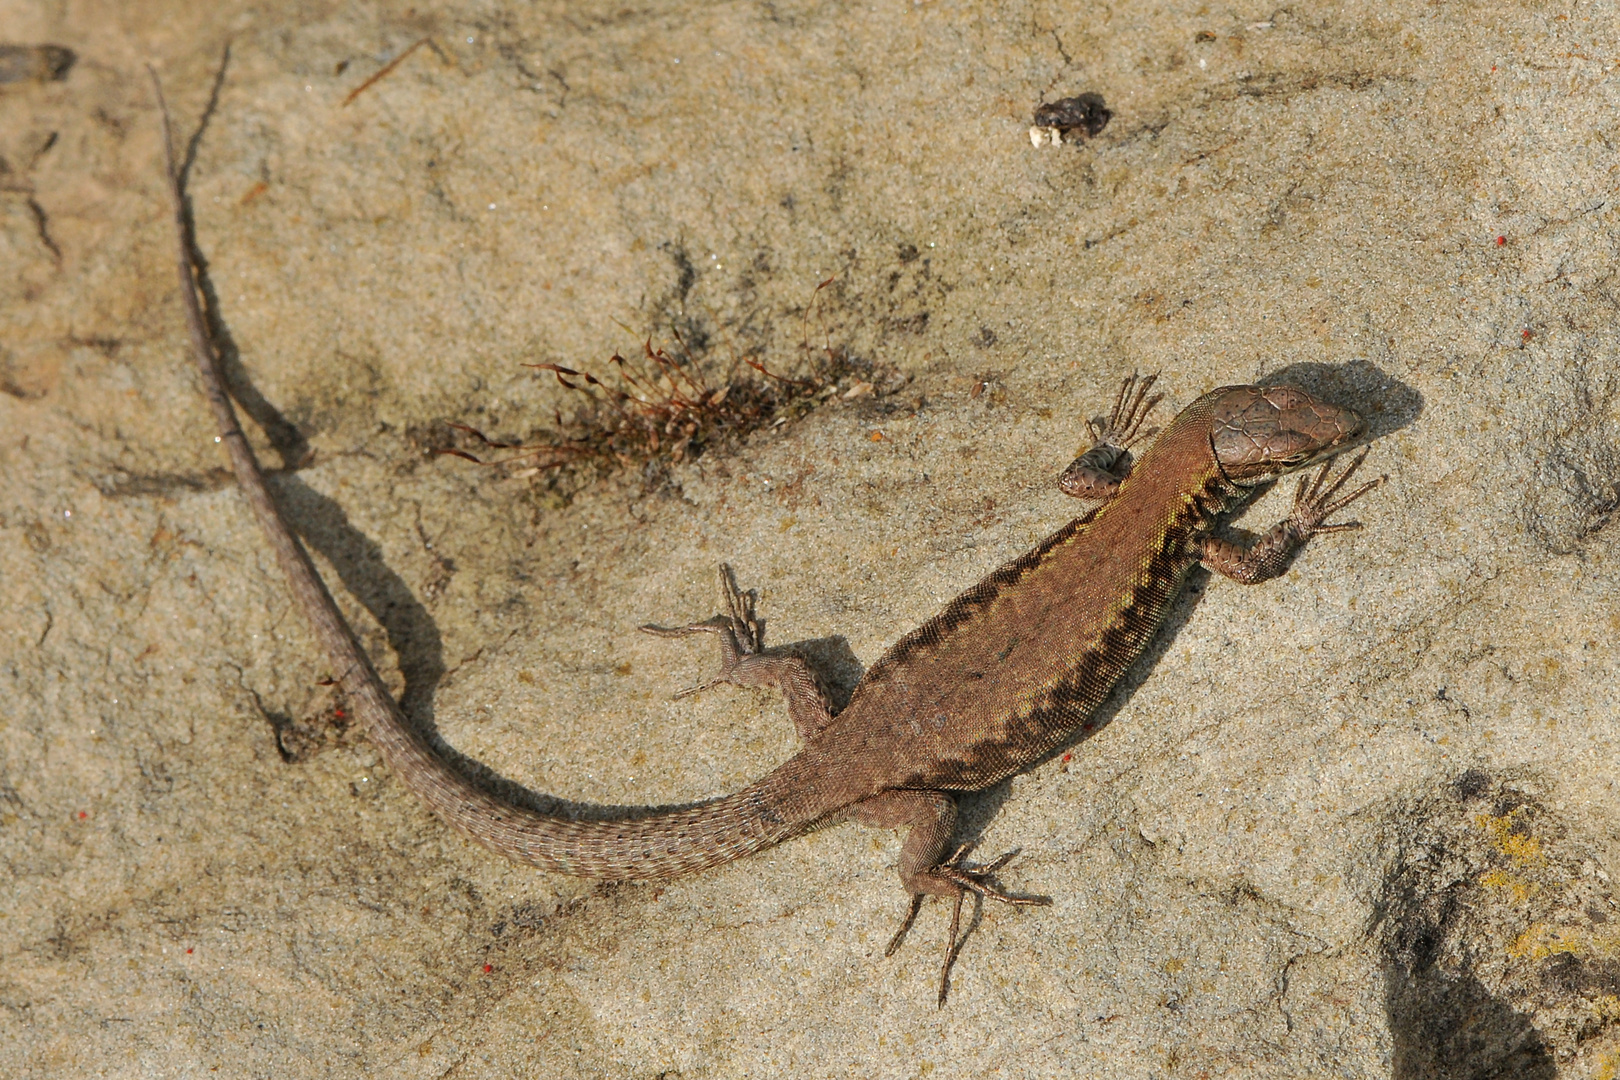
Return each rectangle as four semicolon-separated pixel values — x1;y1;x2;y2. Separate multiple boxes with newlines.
1208;385;1364;485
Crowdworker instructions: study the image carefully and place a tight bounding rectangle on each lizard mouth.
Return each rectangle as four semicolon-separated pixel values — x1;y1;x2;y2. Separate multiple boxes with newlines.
1282;420;1366;473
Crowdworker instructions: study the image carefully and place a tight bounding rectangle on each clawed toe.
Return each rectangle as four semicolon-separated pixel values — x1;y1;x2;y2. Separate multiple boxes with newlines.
1091;371;1164;450
934;844;1050;908
639;564;766;696
639;614;736;639
884;894;925;959
885;845;1049;1007
1291;447;1385;536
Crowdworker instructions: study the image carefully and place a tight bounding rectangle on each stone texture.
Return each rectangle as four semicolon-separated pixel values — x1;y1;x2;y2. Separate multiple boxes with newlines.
3;0;1619;1076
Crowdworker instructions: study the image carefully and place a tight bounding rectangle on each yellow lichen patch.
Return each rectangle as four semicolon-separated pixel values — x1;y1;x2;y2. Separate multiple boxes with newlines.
1593;1044;1620;1080
1474;810;1545;866
1507;922;1583;961
1480;867;1540;905
1501;831;1544;863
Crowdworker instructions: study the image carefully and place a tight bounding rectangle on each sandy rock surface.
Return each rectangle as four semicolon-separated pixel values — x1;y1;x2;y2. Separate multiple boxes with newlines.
4;0;1620;1076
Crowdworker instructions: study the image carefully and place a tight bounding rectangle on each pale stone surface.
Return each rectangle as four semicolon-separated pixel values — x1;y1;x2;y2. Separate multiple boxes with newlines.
4;0;1620;1076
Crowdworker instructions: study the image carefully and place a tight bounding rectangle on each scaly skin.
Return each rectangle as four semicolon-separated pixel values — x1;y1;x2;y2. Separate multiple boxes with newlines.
156;78;1381;1002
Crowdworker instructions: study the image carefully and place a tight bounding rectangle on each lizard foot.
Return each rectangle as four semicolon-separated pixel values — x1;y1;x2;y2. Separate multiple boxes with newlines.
1199;445;1386;585
1289;446;1385;538
641;564;836;737
1088;370;1164;450
639;563;763;698
884;844;1051;1007
1060;372;1165;500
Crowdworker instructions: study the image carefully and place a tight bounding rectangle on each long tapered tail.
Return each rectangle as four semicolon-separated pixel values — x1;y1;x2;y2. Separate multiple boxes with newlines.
348;681;828;878
151;70;834;882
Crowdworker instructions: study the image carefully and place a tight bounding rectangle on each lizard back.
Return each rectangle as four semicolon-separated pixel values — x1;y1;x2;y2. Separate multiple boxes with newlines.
813;394;1240;792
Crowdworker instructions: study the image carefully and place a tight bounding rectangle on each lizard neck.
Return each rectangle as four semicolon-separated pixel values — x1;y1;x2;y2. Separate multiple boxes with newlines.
1078;395;1245;574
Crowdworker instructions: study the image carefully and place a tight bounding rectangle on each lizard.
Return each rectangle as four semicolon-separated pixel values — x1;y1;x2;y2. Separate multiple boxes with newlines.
151;73;1382;1005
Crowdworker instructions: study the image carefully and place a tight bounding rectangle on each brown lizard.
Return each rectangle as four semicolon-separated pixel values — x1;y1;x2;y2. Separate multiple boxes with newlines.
152;74;1382;1005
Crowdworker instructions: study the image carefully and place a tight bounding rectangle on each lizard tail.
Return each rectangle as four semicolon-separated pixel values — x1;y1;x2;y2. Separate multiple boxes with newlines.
353;682;832;880
156;79;838;883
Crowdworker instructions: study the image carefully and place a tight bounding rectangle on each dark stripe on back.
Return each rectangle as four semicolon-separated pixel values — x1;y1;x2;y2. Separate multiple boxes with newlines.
906;499;1204;789
860;509;1100;683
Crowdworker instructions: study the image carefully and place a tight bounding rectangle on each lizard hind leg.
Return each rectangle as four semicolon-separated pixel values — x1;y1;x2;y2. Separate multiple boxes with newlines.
639;563;835;739
854;789;1050;1006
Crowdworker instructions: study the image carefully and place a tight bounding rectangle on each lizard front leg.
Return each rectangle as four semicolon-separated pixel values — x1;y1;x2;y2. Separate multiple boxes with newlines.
1058;371;1165;501
851;789;1049;1006
640;563;836;740
1199;447;1384;584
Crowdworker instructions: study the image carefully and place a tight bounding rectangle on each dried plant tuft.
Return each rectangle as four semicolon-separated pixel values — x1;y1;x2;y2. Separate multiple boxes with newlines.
434;328;902;490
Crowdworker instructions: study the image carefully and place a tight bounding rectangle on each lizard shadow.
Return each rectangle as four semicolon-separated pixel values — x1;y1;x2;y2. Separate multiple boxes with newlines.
264;470;765;820
163;63;443;769
174;43;313;471
1256;358;1424;444
164;77;653;814
267;469;756;817
263;476;446;736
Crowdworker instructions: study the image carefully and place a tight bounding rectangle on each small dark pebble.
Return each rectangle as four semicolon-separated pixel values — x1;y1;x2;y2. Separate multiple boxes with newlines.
0;44;76;85
1032;92;1111;139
